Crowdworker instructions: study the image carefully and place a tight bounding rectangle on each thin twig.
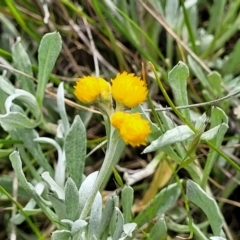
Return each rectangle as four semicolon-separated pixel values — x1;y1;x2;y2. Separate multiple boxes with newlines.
45;88;101;114
85;139;107;159
144;89;240;112
83;17;99;77
216;197;240;208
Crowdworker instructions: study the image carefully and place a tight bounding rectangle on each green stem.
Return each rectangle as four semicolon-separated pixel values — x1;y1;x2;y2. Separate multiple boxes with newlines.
0;185;43;238
80;127;120;219
150;89;240;112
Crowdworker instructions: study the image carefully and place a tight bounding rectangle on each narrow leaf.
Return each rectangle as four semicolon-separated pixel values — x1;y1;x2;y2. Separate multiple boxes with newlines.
48;194;66;220
112;166;124;187
12;38;35;94
57;82;70;136
78;171;98;215
0;76;15;95
122;223;137;237
201;107;228;189
51;230;71;240
99;195;115;238
165;0;179;27
37;32;62;106
143;125;194;153
42;172;64;200
186;180;224;236
71;219;88;235
112;208;124;240
208;0;226;33
65;115;86;188
34;137;65;188
149;217;167;240
5;89;41;120
168;61;190;120
210;237;227;240
121;186;133;223
88;192;102;239
201;123;228;141
188;55;212;93
207;72;222;96
65;177;80;221
109;194;120;236
0;112;38;131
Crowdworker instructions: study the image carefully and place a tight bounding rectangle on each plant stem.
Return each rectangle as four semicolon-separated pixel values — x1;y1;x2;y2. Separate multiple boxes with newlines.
80;127;120;219
0;185;43;238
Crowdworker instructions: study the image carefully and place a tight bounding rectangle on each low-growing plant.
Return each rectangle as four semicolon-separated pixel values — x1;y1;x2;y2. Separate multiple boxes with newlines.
0;31;238;240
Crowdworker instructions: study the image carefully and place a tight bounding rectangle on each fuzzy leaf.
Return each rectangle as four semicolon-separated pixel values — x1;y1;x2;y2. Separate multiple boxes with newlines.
121;186;134;223
12;38;35;94
99;195;115;238
48;194;66;220
78;171;98;215
71;219;88;235
0;76;15;95
5;89;41;120
122;223;137;237
168;61;190;120
41;172;64;200
0;112;38;131
143;125;194;153
36;32;62;106
112;208;124;240
65;115;86;188
186;180;224;236
51;230;71;240
65;177;80;221
57;82;70;136
201;123;228;141
149;217;167;240
34;137;65;188
88;192;102;239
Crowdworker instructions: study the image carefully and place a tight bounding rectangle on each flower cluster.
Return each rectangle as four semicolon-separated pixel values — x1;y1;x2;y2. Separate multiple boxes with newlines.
111;72;148;108
74;76;111;104
74;72;151;147
111;112;151;147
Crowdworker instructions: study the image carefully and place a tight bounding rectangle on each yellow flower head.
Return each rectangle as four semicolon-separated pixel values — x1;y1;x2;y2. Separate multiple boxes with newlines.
111;72;148;108
111;112;151;147
74;76;111;103
110;111;127;129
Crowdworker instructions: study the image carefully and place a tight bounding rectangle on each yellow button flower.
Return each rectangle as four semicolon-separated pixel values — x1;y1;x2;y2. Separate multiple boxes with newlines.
111;72;148;108
74;76;111;103
111;112;151;147
110;111;126;129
